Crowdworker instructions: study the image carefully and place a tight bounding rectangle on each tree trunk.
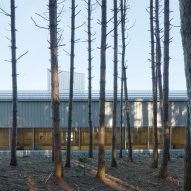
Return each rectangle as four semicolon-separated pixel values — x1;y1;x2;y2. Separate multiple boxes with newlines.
49;0;63;178
179;1;191;189
10;0;17;166
123;66;133;162
87;0;93;159
119;67;124;159
155;0;164;156
65;0;76;168
160;0;170;179
96;0;107;179
120;0;133;163
111;0;118;168
150;0;158;168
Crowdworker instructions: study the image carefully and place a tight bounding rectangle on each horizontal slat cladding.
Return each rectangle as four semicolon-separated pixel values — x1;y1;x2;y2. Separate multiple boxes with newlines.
0;100;188;128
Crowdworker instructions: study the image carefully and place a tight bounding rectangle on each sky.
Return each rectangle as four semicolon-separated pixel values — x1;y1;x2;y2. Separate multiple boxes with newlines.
0;0;185;91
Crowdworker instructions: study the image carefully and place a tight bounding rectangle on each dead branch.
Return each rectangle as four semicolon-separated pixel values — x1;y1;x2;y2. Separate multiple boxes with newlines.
45;172;53;184
35;13;49;21
17;51;29;61
0;7;10;16
31;17;49;30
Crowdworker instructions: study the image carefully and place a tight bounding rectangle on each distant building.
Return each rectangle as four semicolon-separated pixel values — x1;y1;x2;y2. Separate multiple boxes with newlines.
47;69;85;91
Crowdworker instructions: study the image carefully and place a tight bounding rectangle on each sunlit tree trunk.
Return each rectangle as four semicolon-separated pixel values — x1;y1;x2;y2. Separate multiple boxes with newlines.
10;0;17;166
111;0;118;167
65;0;76;168
87;0;93;159
179;1;191;189
160;0;170;179
150;0;158;168
49;0;63;178
96;0;107;179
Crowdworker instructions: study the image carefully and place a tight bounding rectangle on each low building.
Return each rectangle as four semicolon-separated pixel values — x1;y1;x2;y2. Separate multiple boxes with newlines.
0;90;187;150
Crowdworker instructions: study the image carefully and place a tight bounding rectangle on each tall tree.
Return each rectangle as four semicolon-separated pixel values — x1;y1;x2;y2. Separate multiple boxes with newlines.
155;0;164;148
10;0;17;166
65;0;76;168
119;67;124;159
111;0;118;167
179;1;191;189
150;0;158;168
49;0;63;178
120;0;133;163
160;0;170;178
96;0;107;179
86;0;94;159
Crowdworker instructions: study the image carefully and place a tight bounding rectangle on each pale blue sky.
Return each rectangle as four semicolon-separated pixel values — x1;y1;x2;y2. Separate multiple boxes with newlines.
0;0;185;91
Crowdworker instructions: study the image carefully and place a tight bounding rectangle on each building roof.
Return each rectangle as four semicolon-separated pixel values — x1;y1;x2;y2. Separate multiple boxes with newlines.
0;90;187;101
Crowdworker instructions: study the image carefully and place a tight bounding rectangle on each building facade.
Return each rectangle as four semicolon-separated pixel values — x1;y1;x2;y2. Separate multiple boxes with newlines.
0;90;187;150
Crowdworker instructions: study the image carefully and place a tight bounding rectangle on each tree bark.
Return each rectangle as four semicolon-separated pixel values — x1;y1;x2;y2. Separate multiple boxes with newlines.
120;0;133;162
155;0;164;149
111;0;118;168
96;0;107;179
87;0;93;159
123;65;133;162
65;0;76;168
49;0;63;178
179;1;191;189
119;66;124;159
150;0;158;168
10;0;17;166
160;0;170;179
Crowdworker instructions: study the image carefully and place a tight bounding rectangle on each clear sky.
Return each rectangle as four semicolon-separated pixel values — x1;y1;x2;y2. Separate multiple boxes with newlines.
0;0;185;91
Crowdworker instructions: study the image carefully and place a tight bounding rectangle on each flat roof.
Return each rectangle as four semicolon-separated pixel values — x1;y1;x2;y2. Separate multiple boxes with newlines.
0;90;187;101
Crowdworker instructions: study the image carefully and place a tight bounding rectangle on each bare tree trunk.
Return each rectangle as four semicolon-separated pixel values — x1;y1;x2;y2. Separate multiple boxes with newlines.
155;0;164;151
65;0;76;168
120;0;133;163
49;0;63;178
123;66;133;162
96;0;107;179
87;0;93;159
10;0;17;167
160;0;170;179
150;0;158;168
179;1;191;189
119;68;124;159
111;0;118;168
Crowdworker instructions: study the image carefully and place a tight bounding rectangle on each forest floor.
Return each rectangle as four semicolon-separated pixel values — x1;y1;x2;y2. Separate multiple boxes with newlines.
0;151;183;191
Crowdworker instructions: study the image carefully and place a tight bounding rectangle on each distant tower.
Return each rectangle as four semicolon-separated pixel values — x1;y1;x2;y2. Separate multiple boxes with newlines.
47;69;85;91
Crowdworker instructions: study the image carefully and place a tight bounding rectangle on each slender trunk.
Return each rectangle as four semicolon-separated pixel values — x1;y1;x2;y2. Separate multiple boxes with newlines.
10;0;17;166
96;0;107;179
179;1;191;189
65;0;75;168
52;128;54;161
119;68;124;159
49;0;63;178
120;0;132;162
111;0;118;167
123;66;133;162
155;0;164;159
150;0;158;168
88;0;93;159
160;0;170;178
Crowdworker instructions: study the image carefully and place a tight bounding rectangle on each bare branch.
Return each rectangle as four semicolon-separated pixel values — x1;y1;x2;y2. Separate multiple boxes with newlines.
35;13;49;21
0;7;11;17
17;51;29;61
31;17;49;30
